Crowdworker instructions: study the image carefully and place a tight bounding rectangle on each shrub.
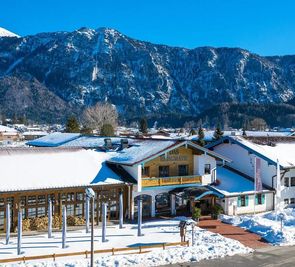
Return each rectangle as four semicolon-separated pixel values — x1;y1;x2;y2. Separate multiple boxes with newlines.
192;207;201;221
211;204;224;217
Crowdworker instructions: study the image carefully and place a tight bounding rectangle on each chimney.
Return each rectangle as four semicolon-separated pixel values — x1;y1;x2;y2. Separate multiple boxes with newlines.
120;138;128;149
104;138;112;149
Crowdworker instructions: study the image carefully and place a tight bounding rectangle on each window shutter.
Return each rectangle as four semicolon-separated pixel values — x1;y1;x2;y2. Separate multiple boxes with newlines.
262;194;265;204
255;195;258;205
237;196;241;207
245;195;249;206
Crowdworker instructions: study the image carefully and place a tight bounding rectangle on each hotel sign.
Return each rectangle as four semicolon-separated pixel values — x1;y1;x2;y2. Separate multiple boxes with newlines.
160;149;188;162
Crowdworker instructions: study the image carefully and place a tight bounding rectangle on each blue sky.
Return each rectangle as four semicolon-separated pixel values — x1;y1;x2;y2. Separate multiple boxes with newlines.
1;0;295;56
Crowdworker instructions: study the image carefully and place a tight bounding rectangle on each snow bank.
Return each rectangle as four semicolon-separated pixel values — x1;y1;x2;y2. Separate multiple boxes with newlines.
220;209;295;246
1;219;251;266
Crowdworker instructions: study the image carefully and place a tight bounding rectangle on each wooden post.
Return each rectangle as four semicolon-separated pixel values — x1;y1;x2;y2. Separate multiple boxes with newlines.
6;203;10;245
17;209;22;255
48;200;52;238
62;206;67;249
102;203;107;242
137;198;143;236
119;192;123;229
85;196;90;233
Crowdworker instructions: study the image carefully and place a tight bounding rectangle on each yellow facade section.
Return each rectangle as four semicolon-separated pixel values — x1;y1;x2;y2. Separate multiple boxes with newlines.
143;146;197;178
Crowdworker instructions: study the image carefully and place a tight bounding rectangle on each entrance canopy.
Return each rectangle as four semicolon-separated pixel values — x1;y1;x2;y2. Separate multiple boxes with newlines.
169;186;224;200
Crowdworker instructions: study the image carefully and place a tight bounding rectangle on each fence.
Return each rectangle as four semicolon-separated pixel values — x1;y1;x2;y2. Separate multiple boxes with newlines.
0;240;189;264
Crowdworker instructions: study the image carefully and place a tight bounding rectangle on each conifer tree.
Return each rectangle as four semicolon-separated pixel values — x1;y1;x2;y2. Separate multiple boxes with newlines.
100;123;114;136
65;116;80;133
197;126;206;146
139;117;148;134
213;124;224;140
189;128;197;136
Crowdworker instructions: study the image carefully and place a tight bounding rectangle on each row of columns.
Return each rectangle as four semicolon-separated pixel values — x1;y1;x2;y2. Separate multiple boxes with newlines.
131;193;177;219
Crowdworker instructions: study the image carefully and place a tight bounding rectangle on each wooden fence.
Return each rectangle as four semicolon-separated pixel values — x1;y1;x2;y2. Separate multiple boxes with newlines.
0;241;189;264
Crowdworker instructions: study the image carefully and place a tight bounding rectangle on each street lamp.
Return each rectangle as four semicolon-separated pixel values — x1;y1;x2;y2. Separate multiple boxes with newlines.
85;188;95;267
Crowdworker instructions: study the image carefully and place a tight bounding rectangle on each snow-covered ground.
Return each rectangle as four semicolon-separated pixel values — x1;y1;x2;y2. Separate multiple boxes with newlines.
0;218;251;266
221;208;295;246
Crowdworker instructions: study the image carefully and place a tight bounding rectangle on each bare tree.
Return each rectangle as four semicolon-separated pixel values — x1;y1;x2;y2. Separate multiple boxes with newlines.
82;103;118;130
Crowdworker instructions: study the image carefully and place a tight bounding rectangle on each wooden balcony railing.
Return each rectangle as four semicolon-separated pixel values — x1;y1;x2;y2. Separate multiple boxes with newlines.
141;175;202;187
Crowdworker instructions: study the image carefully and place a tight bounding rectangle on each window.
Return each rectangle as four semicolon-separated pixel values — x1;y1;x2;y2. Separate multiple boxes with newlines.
28;208;36;218
178;165;189;176
291;198;295;204
66;204;75;216
284;199;289;205
38;195;46;205
75;203;83;217
291;177;295;187
284;177;290;187
256;194;265;205
76;193;84;201
28;196;36;205
159;166;169;177
143;166;150;177
238;195;248;207
37;207;45;217
204;164;211;174
241;196;246;207
67;193;75;202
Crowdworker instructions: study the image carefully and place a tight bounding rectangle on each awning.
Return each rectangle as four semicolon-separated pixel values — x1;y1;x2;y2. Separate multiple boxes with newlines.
169;186;224;200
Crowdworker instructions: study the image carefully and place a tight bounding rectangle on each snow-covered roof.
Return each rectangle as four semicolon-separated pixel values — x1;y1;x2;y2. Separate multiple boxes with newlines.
108;139;177;165
212;166;270;196
208;136;295;169
27;132;81;147
61;136;135;148
0;125;18;133
0;148;122;192
108;140;231;166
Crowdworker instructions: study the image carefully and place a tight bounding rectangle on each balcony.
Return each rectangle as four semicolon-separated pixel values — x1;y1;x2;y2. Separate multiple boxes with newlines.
141;175;202;188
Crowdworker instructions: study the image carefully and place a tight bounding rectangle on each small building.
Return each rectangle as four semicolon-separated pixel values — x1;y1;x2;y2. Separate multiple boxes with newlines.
0;125;21;142
207;136;295;213
0;147;132;232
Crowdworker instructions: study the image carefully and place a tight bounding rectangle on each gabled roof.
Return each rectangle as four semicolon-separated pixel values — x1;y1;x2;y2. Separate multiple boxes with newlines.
107;140;231;166
207;136;295;169
0;148;123;192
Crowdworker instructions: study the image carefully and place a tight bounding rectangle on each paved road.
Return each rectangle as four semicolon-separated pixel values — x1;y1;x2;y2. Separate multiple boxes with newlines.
166;246;295;267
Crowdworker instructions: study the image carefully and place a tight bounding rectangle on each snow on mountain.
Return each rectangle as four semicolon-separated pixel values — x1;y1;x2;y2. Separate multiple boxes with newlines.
0;27;19;38
0;27;295;123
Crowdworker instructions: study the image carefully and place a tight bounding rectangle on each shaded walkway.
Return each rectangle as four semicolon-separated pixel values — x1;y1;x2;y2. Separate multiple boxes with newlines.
198;217;269;249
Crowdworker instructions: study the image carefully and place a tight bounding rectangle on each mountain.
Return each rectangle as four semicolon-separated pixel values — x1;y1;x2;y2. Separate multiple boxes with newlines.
1;27;295;125
0;27;19;38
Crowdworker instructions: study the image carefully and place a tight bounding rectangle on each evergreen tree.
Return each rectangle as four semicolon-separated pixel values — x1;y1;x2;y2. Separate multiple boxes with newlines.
100;123;114;136
197;126;206;146
189;128;196;136
65;116;80;133
139;117;148;134
213;124;224;140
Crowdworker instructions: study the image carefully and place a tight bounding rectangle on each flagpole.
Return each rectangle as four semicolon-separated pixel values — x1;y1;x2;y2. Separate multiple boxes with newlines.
276;159;281;212
254;156;256;215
